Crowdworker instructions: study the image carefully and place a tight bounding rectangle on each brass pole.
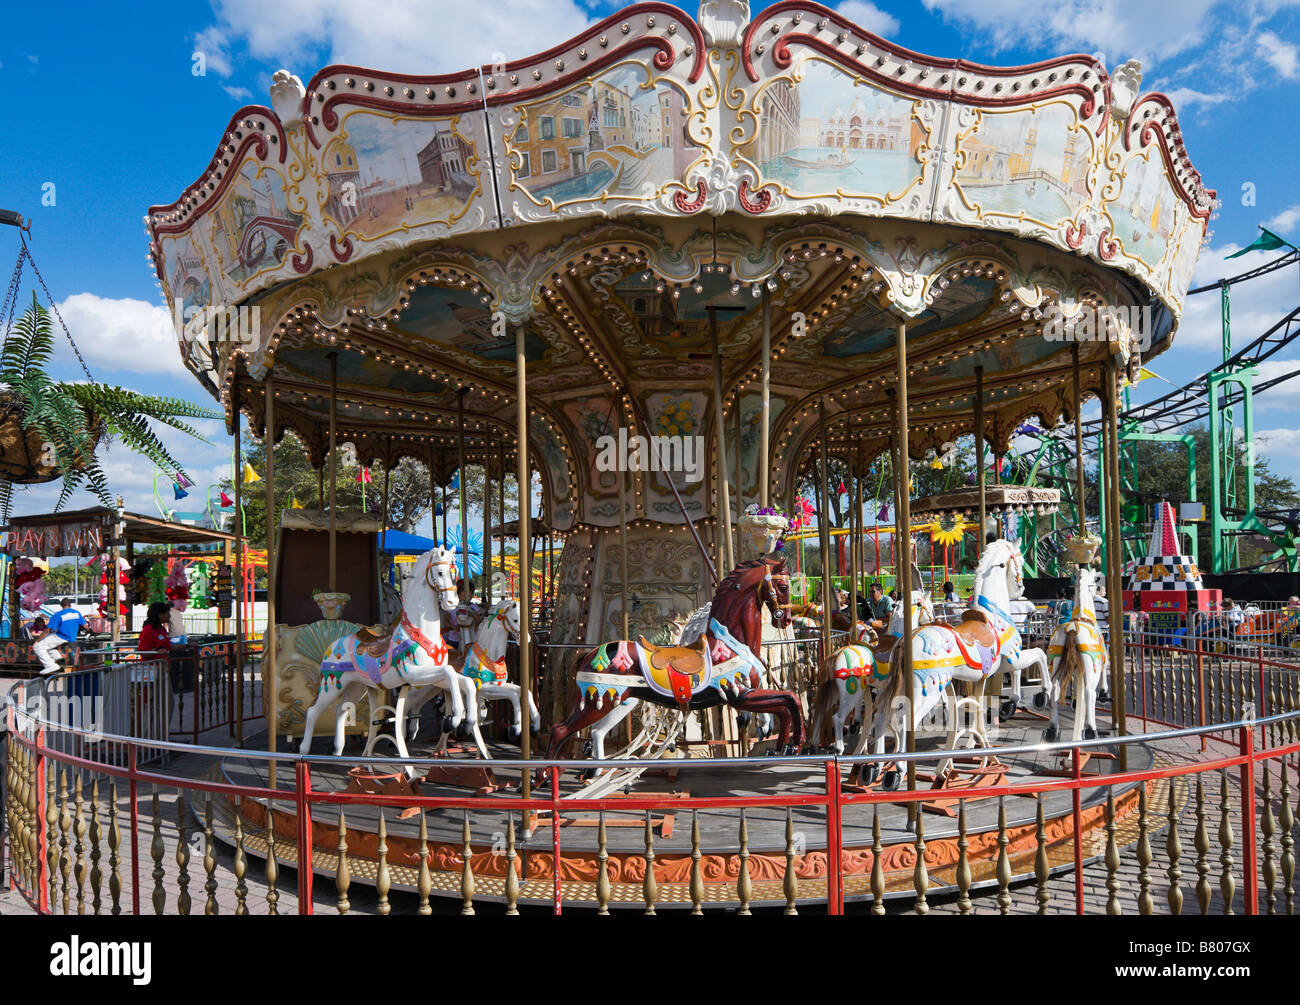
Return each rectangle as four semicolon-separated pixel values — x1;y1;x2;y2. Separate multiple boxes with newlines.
708;307;735;573
483;448;492;608
328;354;338;592
498;442;507;598
619;432;630;641
457;389;470;609
428;446;437;542
974;364;986;560
233;382;244;747
1072;344;1086;533
760;288;772;509
817;398;833;670
733;390;744;517
1103;359;1127;766
515;324;532;799
265;376;278;779
849;448;861;634
380;439;390;536
110;498;122;649
895;322;917;810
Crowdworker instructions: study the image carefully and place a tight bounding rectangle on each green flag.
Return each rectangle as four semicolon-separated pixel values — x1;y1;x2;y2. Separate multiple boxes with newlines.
1226;227;1290;258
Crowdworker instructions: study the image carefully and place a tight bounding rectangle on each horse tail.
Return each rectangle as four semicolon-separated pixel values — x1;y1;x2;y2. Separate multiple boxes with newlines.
811;679;836;746
1049;628;1078;700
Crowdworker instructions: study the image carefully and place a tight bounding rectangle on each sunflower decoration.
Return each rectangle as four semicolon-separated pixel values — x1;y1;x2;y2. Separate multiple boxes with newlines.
930;511;969;547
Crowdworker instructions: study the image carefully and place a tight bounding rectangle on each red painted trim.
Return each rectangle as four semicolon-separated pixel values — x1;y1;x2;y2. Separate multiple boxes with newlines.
483;2;704;89
147;106;288;235
673;179;706;213
737;178;773;214
742;0;1111;134
1125;92;1215;220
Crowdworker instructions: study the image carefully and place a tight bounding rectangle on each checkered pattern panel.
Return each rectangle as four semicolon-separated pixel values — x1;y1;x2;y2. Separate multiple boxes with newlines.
1126;554;1205;592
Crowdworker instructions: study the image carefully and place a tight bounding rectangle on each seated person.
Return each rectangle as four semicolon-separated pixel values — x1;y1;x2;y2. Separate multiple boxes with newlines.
138;601;174;657
865;582;893;630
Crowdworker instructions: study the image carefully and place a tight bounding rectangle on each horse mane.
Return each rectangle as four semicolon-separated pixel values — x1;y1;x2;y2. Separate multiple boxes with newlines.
710;558;778;631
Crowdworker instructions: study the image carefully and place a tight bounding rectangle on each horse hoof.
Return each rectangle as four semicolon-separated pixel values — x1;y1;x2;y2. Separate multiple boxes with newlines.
881;769;901;792
1032;691;1049;711
861;764;879;786
848;722;860;736
582;740;594;757
509;726;522;741
579;768;596;782
1000;698;1018;720
1083;726;1098;740
441;716;455;733
735;711;752;730
666;743;676;753
1043;726;1059;743
454;722;472;741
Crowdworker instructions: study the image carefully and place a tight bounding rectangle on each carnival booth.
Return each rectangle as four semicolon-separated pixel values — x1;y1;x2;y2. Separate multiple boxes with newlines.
1;506;236;676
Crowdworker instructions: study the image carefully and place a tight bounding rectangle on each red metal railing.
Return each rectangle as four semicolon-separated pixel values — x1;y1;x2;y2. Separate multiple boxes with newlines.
5;636;1300;915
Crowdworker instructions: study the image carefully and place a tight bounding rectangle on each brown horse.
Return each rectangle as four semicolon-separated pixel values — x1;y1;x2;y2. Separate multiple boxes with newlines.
544;557;804;763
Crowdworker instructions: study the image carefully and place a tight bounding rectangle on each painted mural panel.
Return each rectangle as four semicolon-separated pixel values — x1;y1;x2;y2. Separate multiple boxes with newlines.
732;393;786;499
743;60;930;209
322;111;483;239
1102;147;1181;272
159;231;211;327
563;395;619;499
951;103;1093;231
209;162;305;285
504;64;702;210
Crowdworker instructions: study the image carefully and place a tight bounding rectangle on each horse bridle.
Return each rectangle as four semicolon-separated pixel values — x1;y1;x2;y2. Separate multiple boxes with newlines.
762;570;793;627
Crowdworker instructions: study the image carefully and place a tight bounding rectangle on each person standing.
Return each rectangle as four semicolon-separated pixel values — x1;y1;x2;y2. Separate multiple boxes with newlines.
33;598;86;675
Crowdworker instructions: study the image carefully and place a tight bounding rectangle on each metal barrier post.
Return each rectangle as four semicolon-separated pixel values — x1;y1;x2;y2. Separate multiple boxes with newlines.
128;742;141;915
1195;638;1206;752
1071;746;1084;915
296;761;314;915
1138;641;1147;730
34;727;48;913
551;765;562;915
1239;725;1258;915
825;758;844;915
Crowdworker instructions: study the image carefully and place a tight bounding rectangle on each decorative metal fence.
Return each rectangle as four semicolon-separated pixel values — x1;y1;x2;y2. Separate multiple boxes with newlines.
4;637;1299;915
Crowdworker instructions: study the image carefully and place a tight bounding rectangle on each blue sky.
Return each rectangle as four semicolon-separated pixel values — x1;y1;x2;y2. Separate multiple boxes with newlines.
1;0;1298;517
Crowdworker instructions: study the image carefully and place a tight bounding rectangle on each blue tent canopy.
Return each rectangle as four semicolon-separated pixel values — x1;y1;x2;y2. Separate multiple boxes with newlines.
378;529;440;555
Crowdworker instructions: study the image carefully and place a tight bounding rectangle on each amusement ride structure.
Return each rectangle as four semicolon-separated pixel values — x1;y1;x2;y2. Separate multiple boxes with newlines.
9;1;1300;916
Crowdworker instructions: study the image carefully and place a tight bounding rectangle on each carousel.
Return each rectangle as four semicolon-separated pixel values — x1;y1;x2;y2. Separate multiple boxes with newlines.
143;0;1211;906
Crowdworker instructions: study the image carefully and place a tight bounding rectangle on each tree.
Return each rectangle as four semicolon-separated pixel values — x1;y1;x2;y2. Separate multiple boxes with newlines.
236;432;520;549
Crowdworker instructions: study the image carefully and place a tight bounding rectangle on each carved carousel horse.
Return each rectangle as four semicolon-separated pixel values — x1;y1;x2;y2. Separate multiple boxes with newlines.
546;557;803;766
979;538;1051;716
863;543;1030;788
402;598;541;748
1044;565;1108;742
810;589;935;757
298;546;467;758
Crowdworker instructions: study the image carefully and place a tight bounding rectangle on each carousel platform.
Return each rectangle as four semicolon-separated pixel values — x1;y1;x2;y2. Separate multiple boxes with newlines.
205;706;1163;910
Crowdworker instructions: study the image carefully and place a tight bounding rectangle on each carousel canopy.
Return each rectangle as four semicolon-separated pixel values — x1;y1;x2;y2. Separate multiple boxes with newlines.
147;1;1210;535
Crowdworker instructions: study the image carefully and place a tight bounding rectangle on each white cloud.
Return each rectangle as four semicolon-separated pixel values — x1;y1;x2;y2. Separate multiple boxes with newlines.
222;85;252;101
919;0;1219;63
204;0;594;77
53;293;187;379
1162;86;1231;111
1266;203;1300;235
1257;29;1299;77
836;1;901;38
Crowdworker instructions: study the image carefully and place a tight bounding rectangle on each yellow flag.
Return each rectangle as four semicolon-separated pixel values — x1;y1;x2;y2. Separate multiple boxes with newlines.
289;495;303;509
241;461;261;485
1135;367;1159;383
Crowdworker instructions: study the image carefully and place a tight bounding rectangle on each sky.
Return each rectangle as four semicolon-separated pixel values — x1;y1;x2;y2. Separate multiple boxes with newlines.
0;0;1298;519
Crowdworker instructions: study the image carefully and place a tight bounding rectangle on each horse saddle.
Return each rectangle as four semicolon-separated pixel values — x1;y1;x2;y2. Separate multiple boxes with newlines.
938;612;1002;674
637;635;711;705
355;618;400;658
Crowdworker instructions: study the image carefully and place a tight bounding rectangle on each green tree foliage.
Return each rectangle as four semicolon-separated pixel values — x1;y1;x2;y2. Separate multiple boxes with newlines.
237;433;520;549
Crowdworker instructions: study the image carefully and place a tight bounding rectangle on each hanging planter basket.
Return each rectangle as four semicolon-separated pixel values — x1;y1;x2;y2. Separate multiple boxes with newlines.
0;391;100;484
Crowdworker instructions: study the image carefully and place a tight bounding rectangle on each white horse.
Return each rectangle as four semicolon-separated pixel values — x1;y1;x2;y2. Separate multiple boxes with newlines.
403;598;541;751
811;592;938;755
863;544;1030;788
1044;565;1108;742
971;538;1051;717
298;546;466;758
